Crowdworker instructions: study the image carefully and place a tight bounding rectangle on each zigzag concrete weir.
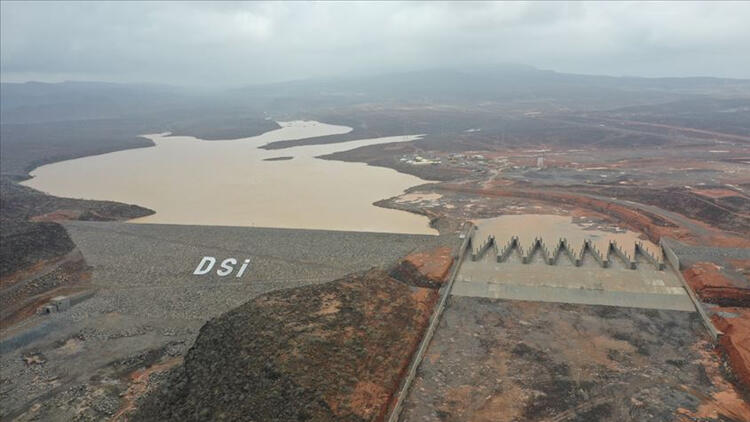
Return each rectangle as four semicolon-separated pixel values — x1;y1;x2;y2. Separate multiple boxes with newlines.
454;215;694;311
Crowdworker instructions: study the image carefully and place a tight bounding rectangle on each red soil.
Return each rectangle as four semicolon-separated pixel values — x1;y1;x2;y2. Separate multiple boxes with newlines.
437;184;691;244
712;308;750;391
677;338;750;421
683;262;750;306
436;184;750;248
690;188;745;199
729;259;750;283
29;209;83;222
402;246;454;285
112;357;183;421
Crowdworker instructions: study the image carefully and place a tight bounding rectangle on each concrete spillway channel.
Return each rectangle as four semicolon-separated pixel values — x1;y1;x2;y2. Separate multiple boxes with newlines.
455;234;696;311
636;241;666;270
497;236;520;263
607;240;637;269
548;238;577;265
454;234;713;337
522;237;549;264
470;235;666;271
471;235;497;261
581;239;608;268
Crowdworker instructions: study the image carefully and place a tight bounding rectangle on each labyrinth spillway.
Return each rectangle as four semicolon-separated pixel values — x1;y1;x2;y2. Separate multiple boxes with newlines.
455;233;694;311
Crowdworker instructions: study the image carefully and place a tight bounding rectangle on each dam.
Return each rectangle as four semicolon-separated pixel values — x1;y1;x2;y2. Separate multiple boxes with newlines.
453;218;695;312
469;234;664;270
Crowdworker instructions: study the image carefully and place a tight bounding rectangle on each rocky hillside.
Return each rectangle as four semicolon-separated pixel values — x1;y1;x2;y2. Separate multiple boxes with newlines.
0;178;155;326
0;178;153;278
133;265;444;421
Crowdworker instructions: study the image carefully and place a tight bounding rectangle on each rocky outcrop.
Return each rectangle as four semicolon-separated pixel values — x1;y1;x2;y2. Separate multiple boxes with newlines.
683;262;750;307
0;249;89;326
712;308;750;390
132;268;440;422
0;177;153;278
389;246;454;288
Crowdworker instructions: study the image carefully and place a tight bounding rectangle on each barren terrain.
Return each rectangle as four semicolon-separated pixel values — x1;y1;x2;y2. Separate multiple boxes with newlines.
1;70;749;421
402;297;750;422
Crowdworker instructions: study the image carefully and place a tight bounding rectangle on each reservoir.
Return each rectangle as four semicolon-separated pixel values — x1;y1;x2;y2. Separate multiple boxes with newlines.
22;121;437;235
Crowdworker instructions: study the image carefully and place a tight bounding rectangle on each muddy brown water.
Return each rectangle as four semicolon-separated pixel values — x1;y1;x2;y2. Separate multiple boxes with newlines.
23;121;437;234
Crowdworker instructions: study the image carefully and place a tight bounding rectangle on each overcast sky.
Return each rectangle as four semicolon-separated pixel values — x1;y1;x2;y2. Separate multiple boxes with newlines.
2;1;749;87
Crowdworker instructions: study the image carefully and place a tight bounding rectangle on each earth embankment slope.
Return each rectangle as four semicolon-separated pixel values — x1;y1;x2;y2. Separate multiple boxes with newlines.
131;244;456;421
133;267;441;421
1;222;454;421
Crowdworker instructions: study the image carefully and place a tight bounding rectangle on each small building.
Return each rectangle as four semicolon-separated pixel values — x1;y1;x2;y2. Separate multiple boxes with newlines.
37;296;71;315
51;296;70;312
37;304;57;315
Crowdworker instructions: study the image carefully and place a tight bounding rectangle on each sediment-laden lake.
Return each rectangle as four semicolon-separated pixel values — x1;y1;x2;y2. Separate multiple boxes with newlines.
23;121;437;234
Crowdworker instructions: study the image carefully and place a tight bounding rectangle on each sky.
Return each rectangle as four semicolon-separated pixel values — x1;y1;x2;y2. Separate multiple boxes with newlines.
2;1;749;87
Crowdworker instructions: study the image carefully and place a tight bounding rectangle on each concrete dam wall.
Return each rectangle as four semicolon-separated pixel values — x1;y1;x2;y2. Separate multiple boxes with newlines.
471;235;665;270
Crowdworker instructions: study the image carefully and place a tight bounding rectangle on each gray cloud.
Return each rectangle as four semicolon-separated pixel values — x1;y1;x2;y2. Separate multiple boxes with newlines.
2;1;749;86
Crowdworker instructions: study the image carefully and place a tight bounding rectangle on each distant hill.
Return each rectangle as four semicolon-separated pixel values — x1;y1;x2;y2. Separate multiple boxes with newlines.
0;81;192;124
2;65;749;176
0;81;276;177
231;64;750;111
4;65;749;123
